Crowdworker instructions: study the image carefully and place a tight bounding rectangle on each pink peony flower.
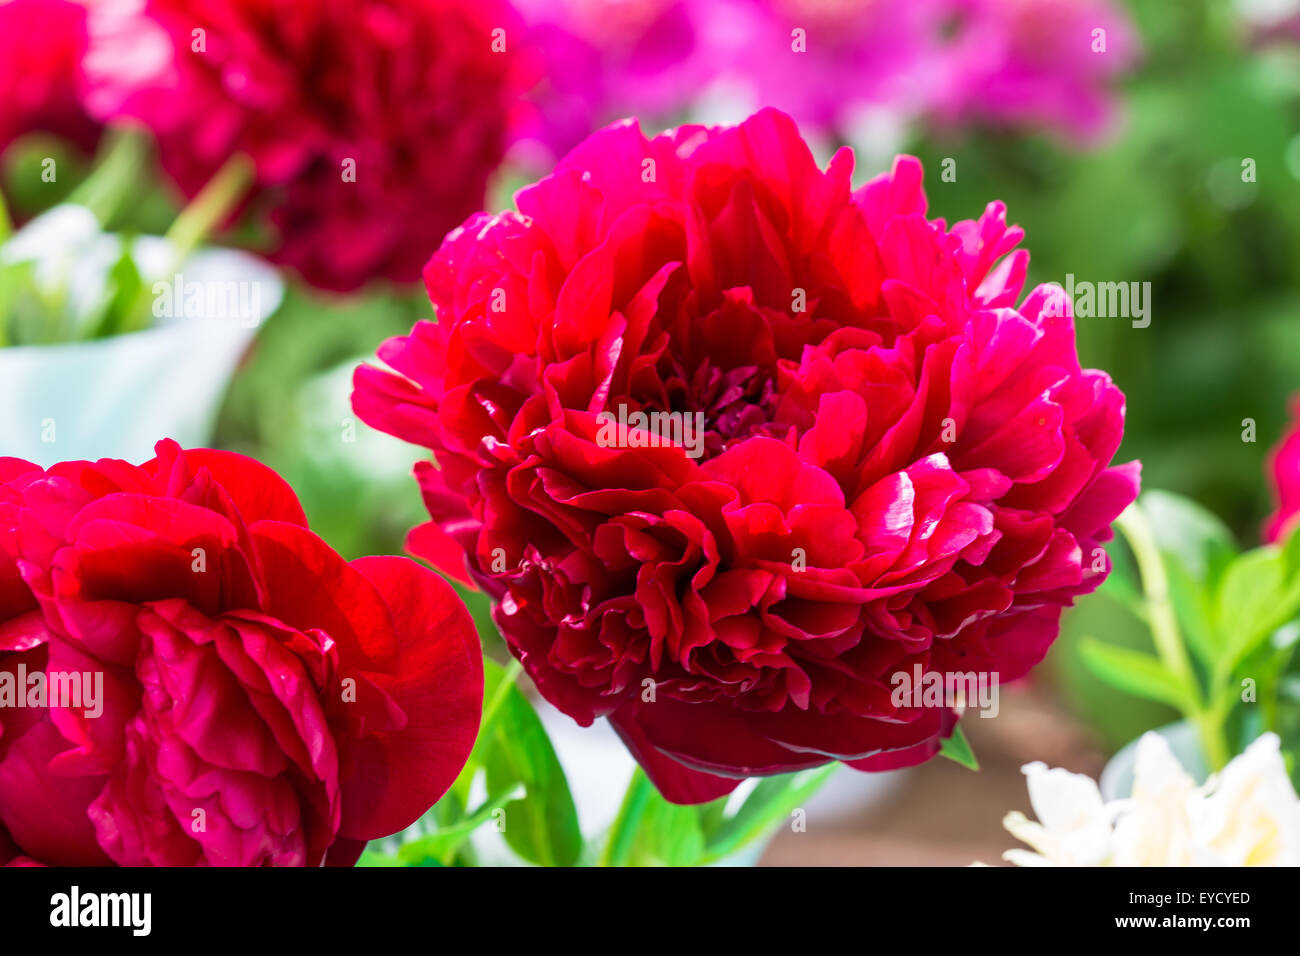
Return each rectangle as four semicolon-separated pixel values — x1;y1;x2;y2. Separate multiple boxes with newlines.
0;0;101;154
512;0;716;164
1265;397;1300;543
706;0;1138;144
516;0;1138;162
916;0;1139;142
82;0;533;291
353;108;1139;803
0;441;482;866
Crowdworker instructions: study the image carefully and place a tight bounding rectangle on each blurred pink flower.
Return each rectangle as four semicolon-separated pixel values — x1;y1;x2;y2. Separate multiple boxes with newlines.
1265;397;1300;543
0;0;100;153
917;0;1139;141
1234;0;1300;45
517;0;1139;161
82;0;533;292
512;0;710;165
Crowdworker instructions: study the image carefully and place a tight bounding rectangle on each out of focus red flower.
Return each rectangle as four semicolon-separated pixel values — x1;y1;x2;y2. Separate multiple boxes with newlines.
0;0;100;153
1265;398;1300;543
0;440;482;866
354;108;1138;803
83;0;532;291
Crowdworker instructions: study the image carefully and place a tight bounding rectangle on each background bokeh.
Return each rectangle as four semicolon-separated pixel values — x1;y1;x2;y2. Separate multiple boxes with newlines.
5;0;1300;860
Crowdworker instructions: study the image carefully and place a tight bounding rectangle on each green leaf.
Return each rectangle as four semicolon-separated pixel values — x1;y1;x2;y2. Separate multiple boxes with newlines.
626;794;706;867
0;186;11;244
391;795;518;866
1054;590;1180;749
1282;521;1300;582
598;768;655;867
1079;638;1192;710
355;849;405;867
1215;547;1300;675
1163;549;1219;668
700;764;839;863
938;724;979;771
1097;538;1145;620
476;659;582;867
83;237;144;339
0;258;61;345
1141;490;1237;585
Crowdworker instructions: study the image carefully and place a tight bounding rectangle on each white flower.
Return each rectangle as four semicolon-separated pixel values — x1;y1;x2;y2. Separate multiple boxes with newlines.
1001;732;1300;867
1001;762;1114;866
1111;733;1199;866
1188;733;1300;866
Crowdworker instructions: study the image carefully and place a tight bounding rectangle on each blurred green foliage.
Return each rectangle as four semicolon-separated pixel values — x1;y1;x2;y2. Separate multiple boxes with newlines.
909;0;1300;537
903;0;1300;750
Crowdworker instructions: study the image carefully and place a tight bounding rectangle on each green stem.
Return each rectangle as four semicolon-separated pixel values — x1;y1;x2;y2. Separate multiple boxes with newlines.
0;184;12;244
0;190;10;346
120;152;254;334
1115;503;1231;771
598;768;654;867
448;658;522;809
160;152;254;269
1115;505;1198;693
482;659;523;732
67;127;150;227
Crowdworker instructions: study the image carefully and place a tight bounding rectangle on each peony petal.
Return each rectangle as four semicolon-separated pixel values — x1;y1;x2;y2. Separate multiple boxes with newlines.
251;520;398;674
337;556;483;839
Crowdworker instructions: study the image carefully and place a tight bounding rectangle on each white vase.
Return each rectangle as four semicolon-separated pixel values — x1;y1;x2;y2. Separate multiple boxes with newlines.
0;205;282;465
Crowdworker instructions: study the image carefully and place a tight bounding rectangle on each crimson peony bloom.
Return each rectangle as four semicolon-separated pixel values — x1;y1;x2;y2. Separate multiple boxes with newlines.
82;0;531;292
1265;398;1300;543
0;440;482;865
353;108;1138;803
0;0;101;154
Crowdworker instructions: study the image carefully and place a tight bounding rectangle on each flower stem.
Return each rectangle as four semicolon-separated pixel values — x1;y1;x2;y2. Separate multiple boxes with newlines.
1115;503;1231;771
0;185;12;244
161;152;254;270
482;659;523;732
121;152;255;333
598;767;654;867
67;126;150;227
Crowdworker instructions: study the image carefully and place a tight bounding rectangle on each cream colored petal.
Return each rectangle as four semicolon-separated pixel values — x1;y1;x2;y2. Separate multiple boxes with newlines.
1111;732;1199;866
1022;760;1108;833
1003;849;1056;867
1190;733;1300;866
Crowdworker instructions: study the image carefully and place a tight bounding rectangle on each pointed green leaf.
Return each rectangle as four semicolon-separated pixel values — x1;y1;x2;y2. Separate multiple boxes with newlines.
938;724;979;771
1079;638;1191;710
1141;490;1237;585
700;764;839;863
477;659;582;866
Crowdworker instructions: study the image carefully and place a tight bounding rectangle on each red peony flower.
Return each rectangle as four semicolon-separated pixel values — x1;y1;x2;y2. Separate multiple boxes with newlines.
82;0;532;291
0;0;101;153
353;108;1139;804
1265;397;1300;543
0;440;482;866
